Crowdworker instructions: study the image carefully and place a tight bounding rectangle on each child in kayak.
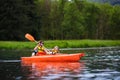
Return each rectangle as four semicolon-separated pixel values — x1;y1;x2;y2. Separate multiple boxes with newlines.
32;41;60;56
51;46;60;54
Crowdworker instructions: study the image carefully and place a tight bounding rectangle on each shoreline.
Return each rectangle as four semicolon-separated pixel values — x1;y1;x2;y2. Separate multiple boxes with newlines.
0;40;120;50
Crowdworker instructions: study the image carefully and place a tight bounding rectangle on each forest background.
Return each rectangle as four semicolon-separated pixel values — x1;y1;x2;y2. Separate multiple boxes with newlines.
0;0;120;41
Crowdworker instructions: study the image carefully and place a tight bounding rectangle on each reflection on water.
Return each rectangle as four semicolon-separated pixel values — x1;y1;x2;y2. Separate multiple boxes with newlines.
21;62;84;80
0;47;120;80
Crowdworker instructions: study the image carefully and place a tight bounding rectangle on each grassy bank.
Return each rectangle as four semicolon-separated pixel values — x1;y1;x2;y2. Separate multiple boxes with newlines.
0;40;120;50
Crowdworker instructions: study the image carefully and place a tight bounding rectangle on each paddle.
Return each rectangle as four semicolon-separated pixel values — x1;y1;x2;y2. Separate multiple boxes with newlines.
25;33;51;54
25;33;38;43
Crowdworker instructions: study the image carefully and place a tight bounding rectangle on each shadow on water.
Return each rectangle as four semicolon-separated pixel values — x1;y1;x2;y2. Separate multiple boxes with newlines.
0;49;31;60
0;47;120;80
0;62;22;80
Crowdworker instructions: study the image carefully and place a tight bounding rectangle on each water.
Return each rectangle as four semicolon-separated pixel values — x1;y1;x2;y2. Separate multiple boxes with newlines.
0;47;120;80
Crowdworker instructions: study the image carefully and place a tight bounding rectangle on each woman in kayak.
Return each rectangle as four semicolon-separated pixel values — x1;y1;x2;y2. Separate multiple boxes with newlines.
32;41;60;56
32;41;49;56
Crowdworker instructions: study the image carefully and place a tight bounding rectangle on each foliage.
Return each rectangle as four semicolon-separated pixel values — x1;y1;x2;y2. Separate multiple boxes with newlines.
0;0;120;40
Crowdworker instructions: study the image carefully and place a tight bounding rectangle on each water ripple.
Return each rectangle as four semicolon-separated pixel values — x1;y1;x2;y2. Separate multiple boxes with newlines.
0;60;21;63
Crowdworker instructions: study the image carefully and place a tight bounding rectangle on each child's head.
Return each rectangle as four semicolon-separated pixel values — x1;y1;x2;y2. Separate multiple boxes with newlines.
54;46;59;51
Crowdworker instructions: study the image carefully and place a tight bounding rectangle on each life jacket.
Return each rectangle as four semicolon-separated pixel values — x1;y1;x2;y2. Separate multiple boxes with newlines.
38;46;44;52
36;46;46;55
52;49;58;54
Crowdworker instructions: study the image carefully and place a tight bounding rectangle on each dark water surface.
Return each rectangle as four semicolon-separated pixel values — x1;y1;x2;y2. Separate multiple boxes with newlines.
0;47;120;80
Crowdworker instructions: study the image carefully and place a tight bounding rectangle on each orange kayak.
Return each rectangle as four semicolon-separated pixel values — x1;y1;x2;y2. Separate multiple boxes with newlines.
21;53;85;62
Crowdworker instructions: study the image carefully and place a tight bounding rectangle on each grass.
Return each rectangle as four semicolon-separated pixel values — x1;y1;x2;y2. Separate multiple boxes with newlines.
0;40;120;60
0;40;120;50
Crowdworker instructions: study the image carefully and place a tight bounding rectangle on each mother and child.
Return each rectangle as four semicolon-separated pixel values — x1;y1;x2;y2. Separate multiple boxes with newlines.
32;41;60;56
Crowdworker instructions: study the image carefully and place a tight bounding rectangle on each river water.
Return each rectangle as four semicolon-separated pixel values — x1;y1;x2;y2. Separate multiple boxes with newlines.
0;47;120;80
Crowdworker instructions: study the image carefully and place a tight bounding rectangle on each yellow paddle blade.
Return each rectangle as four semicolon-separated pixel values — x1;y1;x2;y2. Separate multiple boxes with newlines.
25;33;35;42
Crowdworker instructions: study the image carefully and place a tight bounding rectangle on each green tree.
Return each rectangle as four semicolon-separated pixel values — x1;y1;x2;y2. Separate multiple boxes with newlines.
110;5;120;39
82;2;100;39
49;0;67;40
0;0;35;40
34;0;51;40
96;3;113;39
61;1;84;39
